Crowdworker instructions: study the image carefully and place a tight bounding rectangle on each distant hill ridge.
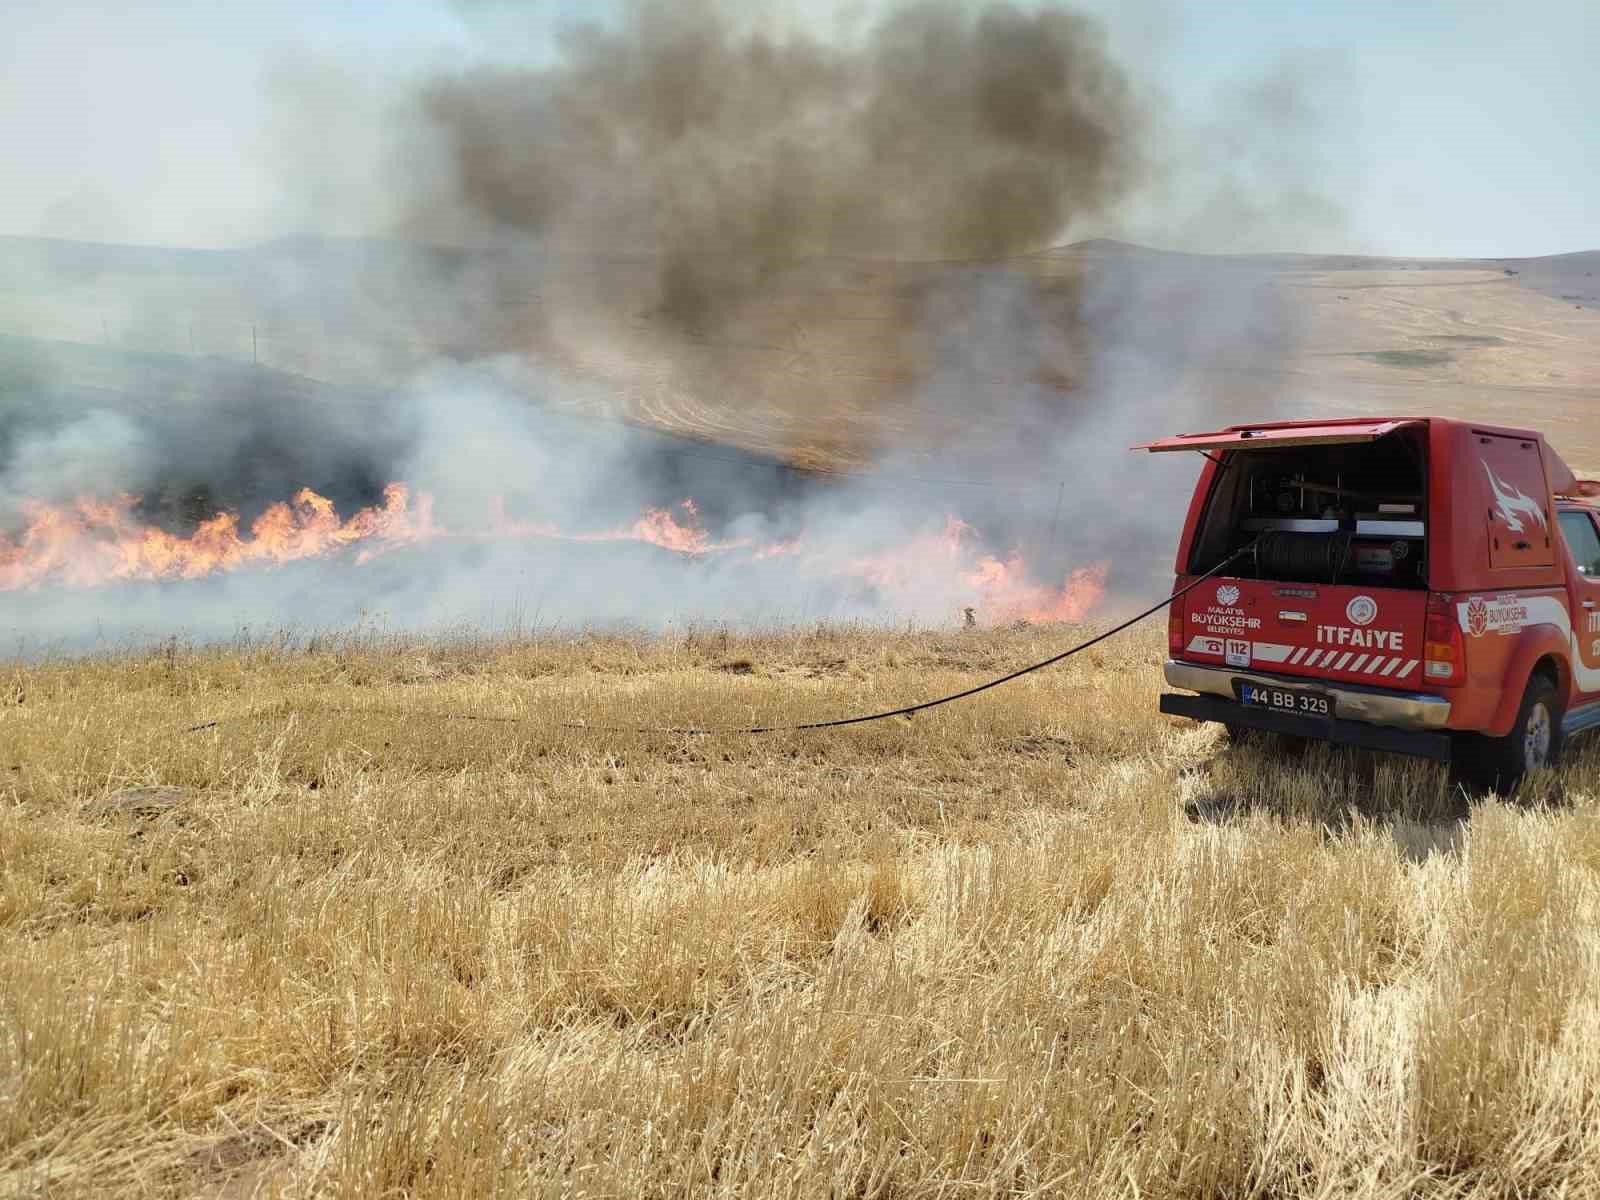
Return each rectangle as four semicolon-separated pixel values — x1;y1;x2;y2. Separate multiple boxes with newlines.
0;231;1596;470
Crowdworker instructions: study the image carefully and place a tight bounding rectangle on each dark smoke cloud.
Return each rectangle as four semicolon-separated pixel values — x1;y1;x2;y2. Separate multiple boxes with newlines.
411;1;1143;332
0;328;415;528
0;1;1357;650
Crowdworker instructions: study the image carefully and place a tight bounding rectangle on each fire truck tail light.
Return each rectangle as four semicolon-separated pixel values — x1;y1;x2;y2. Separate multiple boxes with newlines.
1168;580;1187;654
1423;596;1465;685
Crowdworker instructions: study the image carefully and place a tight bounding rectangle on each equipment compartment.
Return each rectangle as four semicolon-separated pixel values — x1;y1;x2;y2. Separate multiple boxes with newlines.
1187;428;1429;589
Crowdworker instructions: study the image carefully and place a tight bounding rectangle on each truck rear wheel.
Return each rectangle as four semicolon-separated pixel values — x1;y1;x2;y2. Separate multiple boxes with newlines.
1453;674;1563;795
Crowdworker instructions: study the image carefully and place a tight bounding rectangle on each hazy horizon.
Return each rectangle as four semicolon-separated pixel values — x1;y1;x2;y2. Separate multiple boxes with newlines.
2;230;1594;261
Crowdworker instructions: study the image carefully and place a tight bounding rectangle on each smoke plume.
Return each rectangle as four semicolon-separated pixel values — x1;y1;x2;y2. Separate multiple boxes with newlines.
410;2;1143;333
0;0;1352;649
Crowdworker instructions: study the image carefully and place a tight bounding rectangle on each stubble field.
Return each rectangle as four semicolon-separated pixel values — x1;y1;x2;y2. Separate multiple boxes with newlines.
4;621;1600;1198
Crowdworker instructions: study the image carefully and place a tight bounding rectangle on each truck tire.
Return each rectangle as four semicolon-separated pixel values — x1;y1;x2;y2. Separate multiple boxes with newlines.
1453;674;1563;795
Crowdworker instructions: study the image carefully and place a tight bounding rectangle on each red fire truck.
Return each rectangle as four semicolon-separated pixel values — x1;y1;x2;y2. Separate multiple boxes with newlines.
1142;417;1600;790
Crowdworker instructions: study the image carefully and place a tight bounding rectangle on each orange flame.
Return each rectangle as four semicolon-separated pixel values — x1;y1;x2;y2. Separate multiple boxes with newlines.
963;556;1109;624
487;498;745;555
0;486;1109;625
571;500;747;555
0;484;435;590
846;516;972;592
839;516;1107;624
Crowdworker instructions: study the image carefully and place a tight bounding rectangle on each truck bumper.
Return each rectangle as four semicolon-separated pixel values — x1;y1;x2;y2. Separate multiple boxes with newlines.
1162;659;1454;762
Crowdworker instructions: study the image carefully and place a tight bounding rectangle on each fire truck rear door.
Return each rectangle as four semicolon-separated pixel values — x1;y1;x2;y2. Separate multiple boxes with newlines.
1479;433;1556;570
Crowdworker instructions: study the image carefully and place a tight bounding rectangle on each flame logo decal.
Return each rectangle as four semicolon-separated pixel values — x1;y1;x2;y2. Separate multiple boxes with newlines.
1467;597;1489;637
1483;461;1548;534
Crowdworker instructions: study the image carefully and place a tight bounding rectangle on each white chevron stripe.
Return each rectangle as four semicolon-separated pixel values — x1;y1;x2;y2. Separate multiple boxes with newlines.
1379;657;1402;676
1331;652;1354;671
1395;659;1419;679
1252;642;1294;663
1348;654;1369;673
1302;650;1322;667
1289;647;1308;665
1364;656;1387;674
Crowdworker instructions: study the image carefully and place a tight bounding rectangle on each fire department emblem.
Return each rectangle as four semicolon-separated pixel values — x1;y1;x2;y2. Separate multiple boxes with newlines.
1346;595;1378;626
1466;597;1489;638
1216;585;1240;606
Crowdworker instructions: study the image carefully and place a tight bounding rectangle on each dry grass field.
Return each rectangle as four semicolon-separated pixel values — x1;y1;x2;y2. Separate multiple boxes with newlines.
6;621;1600;1197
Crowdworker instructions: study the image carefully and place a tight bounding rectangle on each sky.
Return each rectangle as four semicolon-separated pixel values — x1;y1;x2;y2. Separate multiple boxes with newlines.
0;0;1593;257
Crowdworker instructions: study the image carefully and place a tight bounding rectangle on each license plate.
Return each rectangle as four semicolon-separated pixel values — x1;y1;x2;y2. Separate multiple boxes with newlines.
1239;683;1330;717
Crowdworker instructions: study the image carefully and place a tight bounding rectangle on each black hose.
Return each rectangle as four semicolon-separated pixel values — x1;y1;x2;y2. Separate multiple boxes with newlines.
1253;529;1354;583
183;543;1254;739
566;541;1256;735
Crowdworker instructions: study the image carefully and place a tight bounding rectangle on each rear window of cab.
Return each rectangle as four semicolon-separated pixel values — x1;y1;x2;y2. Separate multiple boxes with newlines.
1559;510;1600;576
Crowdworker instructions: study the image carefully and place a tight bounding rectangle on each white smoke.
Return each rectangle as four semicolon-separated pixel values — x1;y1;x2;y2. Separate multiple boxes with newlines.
0;1;1351;652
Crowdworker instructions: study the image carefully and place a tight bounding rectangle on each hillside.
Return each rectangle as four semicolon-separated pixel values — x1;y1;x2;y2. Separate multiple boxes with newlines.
2;235;1597;472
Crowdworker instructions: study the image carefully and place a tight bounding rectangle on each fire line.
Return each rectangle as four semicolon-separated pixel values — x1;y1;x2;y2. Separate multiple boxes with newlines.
0;486;1108;625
